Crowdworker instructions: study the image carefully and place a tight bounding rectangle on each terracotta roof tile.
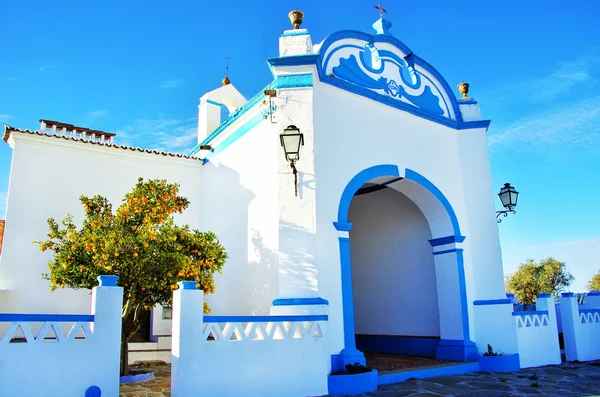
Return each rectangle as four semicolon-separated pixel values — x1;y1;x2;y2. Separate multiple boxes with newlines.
2;125;201;161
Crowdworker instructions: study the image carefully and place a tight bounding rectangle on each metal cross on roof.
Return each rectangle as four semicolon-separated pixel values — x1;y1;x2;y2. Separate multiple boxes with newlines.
374;2;387;18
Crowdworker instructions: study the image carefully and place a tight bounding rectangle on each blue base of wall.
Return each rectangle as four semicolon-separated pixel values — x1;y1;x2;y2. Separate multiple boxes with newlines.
378;362;480;385
356;334;439;357
328;369;379;395
478;354;520;372
331;349;367;372
120;370;155;384
436;339;479;361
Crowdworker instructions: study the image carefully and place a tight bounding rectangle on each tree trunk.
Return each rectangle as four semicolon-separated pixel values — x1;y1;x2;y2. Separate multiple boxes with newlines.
120;328;130;377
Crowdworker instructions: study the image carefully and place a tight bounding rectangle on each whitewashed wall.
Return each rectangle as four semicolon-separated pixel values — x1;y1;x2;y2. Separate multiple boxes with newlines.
198;117;281;315
0;134;203;316
514;296;561;368
312;79;515;355
171;283;329;397
349;187;439;337
0;277;122;397
561;293;600;362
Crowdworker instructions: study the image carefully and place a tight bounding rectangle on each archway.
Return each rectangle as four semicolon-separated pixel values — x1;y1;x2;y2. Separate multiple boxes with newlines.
332;165;477;371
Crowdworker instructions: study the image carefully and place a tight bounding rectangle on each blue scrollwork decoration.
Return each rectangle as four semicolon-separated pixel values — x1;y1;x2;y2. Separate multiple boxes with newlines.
332;51;445;116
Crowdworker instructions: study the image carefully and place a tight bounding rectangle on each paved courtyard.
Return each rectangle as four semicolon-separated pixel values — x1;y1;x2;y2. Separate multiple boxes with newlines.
120;361;600;397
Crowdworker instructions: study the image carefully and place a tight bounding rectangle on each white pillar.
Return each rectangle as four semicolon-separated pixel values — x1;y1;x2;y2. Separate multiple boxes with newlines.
171;281;203;397
90;275;123;397
560;292;580;361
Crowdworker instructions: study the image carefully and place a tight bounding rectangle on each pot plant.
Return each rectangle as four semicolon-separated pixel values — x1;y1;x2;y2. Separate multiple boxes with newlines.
328;363;378;395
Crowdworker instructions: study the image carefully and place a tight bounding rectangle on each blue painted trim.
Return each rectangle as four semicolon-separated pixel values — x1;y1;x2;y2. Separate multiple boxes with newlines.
98;275;118;287
0;314;95;322
328;369;378;395
274;73;313;88
429;235;466;246
202;112;265;164
506;293;515;298
281;29;309;37
203;315;328;323
512;310;549;316
478;354;520;372
267;54;320;69
204;99;223;106
333;221;353;232
355;334;439;357
436;338;478;361
190;82;273;156
473;299;513;306
337;164;400;223
579;309;600;314
588;290;600;296
458;99;478;105
120;371;155;384
178;281;198;290
272;298;329;306
537;293;551;298
432;248;458;256
405;169;461;236
335;164;473;363
562;292;575;297
378;362;480;385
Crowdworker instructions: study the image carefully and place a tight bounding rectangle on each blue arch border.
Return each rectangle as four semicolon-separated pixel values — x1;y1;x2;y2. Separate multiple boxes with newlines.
332;164;475;368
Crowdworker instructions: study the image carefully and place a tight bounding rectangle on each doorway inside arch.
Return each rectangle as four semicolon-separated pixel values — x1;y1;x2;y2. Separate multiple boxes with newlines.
348;178;447;370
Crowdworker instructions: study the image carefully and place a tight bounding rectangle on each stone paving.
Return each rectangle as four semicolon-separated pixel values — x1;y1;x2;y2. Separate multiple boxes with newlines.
120;361;600;397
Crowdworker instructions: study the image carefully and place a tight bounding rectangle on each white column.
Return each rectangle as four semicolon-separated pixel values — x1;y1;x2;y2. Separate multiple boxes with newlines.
171;281;203;397
90;275;123;397
560;293;580;361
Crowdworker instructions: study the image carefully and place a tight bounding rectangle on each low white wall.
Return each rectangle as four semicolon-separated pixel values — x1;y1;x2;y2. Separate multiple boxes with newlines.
349;187;439;337
514;296;561;368
0;277;122;397
171;283;330;397
561;293;600;362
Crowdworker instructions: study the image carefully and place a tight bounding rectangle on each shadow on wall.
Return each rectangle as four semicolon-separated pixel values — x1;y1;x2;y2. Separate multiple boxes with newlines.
248;231;279;315
200;162;254;314
279;220;318;297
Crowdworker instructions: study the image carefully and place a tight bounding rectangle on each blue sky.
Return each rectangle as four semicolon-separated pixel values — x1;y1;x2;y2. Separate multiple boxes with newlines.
1;1;599;291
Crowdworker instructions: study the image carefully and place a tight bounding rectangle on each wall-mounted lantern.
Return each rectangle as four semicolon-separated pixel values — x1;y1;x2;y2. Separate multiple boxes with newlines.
280;125;304;196
496;183;519;223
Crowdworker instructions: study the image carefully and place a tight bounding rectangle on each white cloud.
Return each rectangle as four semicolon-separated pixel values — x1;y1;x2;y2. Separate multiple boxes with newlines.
27;65;53;73
527;56;597;102
114;117;197;153
88;110;108;118
159;79;183;89
0;114;14;122
502;237;600;292
488;95;600;152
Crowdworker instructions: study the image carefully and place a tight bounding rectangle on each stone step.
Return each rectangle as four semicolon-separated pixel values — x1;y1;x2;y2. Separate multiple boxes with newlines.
128;349;171;365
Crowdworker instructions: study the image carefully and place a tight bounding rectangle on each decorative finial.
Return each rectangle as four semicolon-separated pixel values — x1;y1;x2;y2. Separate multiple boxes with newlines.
374;2;387;18
288;10;304;29
458;81;470;99
223;56;231;86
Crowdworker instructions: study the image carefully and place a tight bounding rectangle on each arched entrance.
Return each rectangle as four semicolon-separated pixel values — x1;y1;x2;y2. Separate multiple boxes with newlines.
332;165;477;371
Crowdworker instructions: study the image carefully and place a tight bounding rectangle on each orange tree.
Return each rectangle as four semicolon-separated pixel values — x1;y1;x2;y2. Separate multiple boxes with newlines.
36;177;227;375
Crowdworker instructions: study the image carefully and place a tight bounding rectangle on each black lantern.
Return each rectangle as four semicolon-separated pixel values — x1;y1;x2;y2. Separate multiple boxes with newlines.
280;125;304;163
496;183;519;223
280;125;304;196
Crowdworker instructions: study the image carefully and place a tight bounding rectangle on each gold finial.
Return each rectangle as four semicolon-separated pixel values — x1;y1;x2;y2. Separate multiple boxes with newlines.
288;10;304;29
222;56;231;86
458;81;470;99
